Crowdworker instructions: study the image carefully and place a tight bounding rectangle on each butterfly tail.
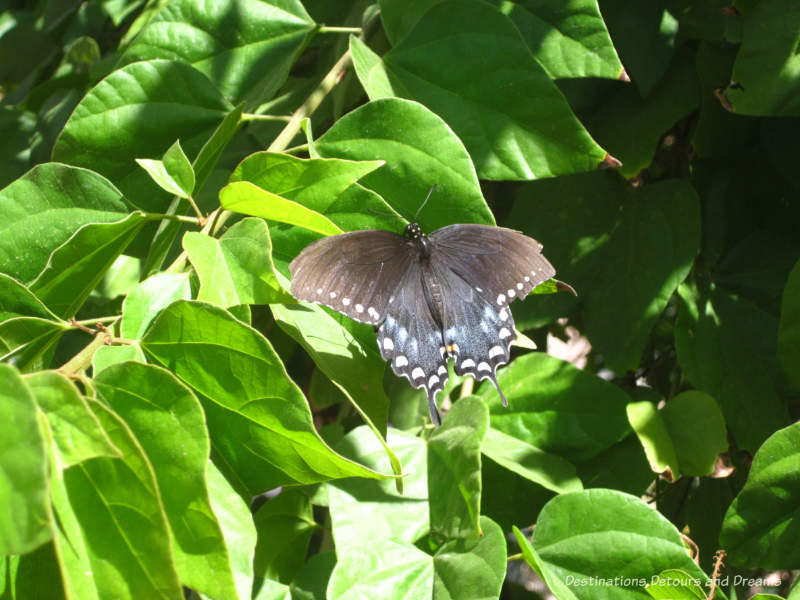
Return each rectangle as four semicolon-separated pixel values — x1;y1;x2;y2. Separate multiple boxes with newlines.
427;391;442;426
491;376;509;408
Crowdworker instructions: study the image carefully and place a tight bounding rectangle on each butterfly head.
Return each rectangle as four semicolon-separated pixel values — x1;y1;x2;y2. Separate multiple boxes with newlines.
404;222;425;240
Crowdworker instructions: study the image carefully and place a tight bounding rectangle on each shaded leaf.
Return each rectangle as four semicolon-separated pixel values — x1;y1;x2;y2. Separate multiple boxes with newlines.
720;421;800;569
480;353;631;462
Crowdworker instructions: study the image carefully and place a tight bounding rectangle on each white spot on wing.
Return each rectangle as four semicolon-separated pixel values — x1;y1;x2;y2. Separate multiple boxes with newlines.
428;375;439;387
524;276;530;282
355;304;364;313
368;307;379;320
316;288;323;295
411;367;425;381
395;355;408;368
507;289;515;298
438;365;447;376
342;297;351;306
499;308;509;321
517;282;523;290
383;338;394;351
499;327;512;339
461;358;476;370
478;361;491;373
489;345;504;359
497;293;506;305
329;292;337;299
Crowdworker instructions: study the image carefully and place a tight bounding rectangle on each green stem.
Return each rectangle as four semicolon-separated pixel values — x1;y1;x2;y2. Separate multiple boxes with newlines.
318;26;361;34
59;332;111;376
167;48;354;274
241;113;292;122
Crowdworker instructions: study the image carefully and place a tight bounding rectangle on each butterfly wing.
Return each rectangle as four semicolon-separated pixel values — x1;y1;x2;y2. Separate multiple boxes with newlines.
429;224;555;307
289;230;415;325
429;225;556;406
377;263;448;425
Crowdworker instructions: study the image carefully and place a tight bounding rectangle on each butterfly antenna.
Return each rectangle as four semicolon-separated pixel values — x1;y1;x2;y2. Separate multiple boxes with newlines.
414;184;437;221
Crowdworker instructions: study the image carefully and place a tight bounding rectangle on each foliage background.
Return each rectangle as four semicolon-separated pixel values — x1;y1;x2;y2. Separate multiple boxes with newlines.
1;0;799;599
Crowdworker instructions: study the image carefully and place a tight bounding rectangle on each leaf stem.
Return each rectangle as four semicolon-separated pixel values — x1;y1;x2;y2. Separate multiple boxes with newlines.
59;331;111;376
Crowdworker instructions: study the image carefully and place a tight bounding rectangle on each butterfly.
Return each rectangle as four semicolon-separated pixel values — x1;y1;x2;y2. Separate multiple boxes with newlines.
289;220;556;425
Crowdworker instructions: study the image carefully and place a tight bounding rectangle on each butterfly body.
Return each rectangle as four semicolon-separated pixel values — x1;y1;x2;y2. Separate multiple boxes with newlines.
289;222;555;425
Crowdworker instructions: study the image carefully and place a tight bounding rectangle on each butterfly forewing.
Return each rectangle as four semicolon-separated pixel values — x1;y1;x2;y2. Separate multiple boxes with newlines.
378;264;448;425
289;230;415;324
429;224;555;307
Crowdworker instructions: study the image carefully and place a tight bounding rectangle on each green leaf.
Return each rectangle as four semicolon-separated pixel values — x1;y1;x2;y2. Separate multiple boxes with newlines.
587;47;700;178
183;218;293;307
778;258;800;391
327;427;428;550
30;212;149;318
726;0;800;116
513;525;580;600
118;0;316;105
482;427;583;494
315;98;493;232
480;353;631;462
326;427;431;598
428;396;488;538
120;272;192;339
252;490;315;587
0;316;67;372
660;391;728;477
136;139;195;199
0;163;128;283
675;283;789;452
94;362;238;600
50;399;183;599
353;1;607;179
646;569;707;599
432;516;507;600
327;539;432;600
534;489;710;598
205;462;259;600
491;0;624;79
0;273;59;322
271;302;391;434
141;301;386;495
53;60;233;212
25;370;118;468
92;344;146;374
142;101;245;278
720;421;800;569
220;181;343;236
0;364;50;555
230;152;385;211
627;400;680;478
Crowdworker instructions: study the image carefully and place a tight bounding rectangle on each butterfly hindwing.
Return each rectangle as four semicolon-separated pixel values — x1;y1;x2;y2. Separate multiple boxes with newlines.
432;257;515;406
289;230;415;324
377;264;448;425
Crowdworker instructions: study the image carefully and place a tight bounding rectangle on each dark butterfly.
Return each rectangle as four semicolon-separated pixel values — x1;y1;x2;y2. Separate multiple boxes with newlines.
289;221;555;425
